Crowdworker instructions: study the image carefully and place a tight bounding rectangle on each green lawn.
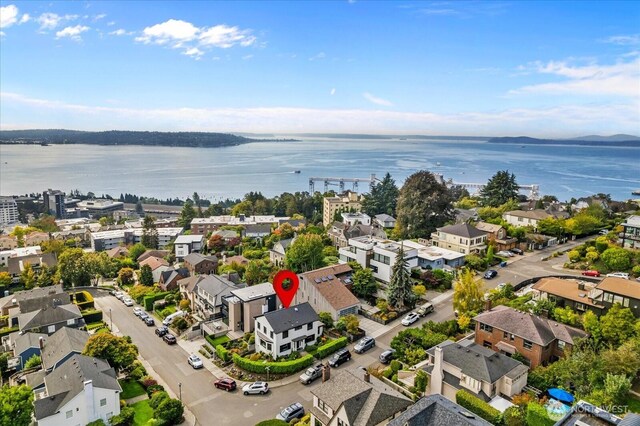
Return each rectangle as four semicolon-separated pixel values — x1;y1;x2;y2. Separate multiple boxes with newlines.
624;395;640;415
131;400;154;426
206;335;230;347
119;379;146;399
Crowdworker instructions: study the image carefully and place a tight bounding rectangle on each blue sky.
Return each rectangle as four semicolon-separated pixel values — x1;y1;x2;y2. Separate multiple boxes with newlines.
1;1;639;136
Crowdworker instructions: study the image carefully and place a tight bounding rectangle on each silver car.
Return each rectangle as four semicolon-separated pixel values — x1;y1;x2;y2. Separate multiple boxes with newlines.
242;381;269;395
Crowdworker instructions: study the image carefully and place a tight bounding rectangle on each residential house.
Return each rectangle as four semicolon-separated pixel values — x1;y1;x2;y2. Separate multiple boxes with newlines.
374;213;396;229
532;278;606;316
10;331;47;370
105;246;129;259
90;227;183;251
34;354;121;426
474;305;588;369
184;253;218;275
554;400;639;426
173;234;205;260
621;215;640;249
223;255;250;266
0;285;68;323
327;221;386;248
17;300;84;335
25;232;50;246
594;276;640;317
388;394;492;426
138;256;171;284
0;245;41;267
7;252;57;282
454;208;479;224
402;240;466;270
0;235;18;250
474;222;518;252
52;229;92;246
158;268;189;291
430;224;487;254
223;282;278;333
190;215;288;235
424;339;528;403
269;238;294;266
310;368;412;426
178;275;206;312
243;223;272;238
323;191;363;227
254;302;321;358
279;218;306;228
525;233;558;250
40;327;90;371
570;196;611;214
503;209;565;230
341;212;371;226
192;275;246;320
295;264;359;321
210;229;238;241
137;249;170;262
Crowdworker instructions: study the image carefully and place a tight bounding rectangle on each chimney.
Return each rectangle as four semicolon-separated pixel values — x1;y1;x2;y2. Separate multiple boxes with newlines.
578;281;585;291
84;380;95;422
322;363;331;382
364;370;370;383
484;298;492;312
39;336;45;350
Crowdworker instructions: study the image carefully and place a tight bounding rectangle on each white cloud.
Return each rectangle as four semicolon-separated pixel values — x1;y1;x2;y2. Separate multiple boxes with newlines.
510;56;640;97
107;21;116;26
1;91;638;137
93;14;107;22
55;25;90;41
363;92;394;106
183;47;204;59
603;34;640;46
308;52;326;61
242;54;254;60
19;13;30;24
37;13;77;30
330;88;336;95
109;29;131;36
0;5;19;28
199;24;256;48
136;19;199;46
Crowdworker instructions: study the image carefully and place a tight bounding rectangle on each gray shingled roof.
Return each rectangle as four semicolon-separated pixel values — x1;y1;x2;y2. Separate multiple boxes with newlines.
0;285;65;311
427;340;526;383
375;214;396;222
195;275;245;304
41;327;89;370
18;291;71;315
260;303;319;334
388;394;493;426
34;354;120;420
14;332;47;356
184;252;217;266
7;253;58;275
474;305;588;346
311;368;411;426
436;223;486;239
17;303;82;332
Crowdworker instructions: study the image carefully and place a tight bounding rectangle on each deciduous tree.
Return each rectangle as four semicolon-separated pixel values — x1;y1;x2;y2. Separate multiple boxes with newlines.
244;260;268;286
453;268;485;316
285;234;325;273
601;247;632;271
352;268;378;299
83;333;138;373
128;243;147;263
0;384;34;426
118;267;135;286
58;248;91;287
599;304;637;346
20;263;37;289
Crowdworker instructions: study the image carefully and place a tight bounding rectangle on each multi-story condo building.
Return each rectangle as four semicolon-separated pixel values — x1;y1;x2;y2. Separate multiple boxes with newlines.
621;215;640;249
43;189;66;219
323;191;363;227
76;199;125;217
0;196;19;226
190;214;290;235
90;227;183;251
430;223;487;254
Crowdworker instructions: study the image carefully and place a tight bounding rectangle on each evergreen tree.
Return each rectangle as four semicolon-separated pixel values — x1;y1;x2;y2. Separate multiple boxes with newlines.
178;200;196;230
135;201;144;215
193;192;204;218
141;216;159;249
387;246;415;309
361;172;399;216
139;264;154;286
480;170;519;207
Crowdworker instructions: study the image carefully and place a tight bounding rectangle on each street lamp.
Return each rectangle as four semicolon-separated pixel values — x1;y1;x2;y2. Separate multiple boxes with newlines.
109;308;113;331
178;382;182;402
265;366;270;382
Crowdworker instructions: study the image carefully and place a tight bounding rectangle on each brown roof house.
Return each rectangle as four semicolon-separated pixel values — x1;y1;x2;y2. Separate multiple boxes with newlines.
138;256;171;283
532;277;606;316
295;264;359;321
158;268;189;291
595;277;640;318
25;232;50;246
310;368;412;426
184;253;218;275
137;249;170;262
474;221;518;252
474;305;588;369
7;253;57;281
105;246;129;259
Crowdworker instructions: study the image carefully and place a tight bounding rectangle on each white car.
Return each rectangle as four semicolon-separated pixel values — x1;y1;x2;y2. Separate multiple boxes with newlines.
497;283;508;291
242;381;269;395
606;272;629;280
123;298;134;306
133;307;143;316
188;354;203;369
113;291;124;300
401;312;420;326
497;251;514;257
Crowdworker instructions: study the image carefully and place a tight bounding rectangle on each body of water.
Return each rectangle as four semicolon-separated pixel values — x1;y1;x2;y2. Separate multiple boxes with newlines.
1;138;638;202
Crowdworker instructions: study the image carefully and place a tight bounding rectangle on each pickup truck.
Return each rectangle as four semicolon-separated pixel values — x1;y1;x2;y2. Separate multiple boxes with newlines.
299;364;324;385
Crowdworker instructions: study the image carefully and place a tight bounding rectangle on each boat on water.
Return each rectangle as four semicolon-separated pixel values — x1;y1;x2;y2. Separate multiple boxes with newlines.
293;170;301;174
633;189;640;196
40;142;50;146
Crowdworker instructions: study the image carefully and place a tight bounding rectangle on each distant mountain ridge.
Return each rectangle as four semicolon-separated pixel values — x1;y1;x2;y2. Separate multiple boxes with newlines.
571;134;640;142
488;135;640;147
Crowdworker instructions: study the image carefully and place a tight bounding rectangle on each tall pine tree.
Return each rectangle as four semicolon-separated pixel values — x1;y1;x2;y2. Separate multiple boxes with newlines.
386;246;415;309
141;216;159;249
362;172;399;216
479;170;519;207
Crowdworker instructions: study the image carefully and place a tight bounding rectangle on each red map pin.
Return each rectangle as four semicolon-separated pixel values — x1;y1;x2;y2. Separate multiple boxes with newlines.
272;270;299;309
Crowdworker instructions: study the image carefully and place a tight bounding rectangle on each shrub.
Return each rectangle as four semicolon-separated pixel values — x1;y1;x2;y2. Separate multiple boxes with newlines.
504;406;526;426
24;354;42;369
456;389;503;425
149;390;170;410
172;317;188;331
110;406;135;426
526;403;555;426
314;337;348;359
81;309;103;324
156;398;184;425
141;376;157;388
143;292;170;311
179;299;190;311
414;370;428;393
389;360;402;374
249;352;262;361
215;344;230;362
86;420;107;426
232;353;314;374
146;384;164;395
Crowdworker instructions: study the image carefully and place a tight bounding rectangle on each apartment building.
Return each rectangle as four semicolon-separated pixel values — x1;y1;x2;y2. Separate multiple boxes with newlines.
322;191;363;227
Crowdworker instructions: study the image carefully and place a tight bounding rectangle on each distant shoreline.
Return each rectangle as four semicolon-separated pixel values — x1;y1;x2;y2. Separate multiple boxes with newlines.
487;136;640;147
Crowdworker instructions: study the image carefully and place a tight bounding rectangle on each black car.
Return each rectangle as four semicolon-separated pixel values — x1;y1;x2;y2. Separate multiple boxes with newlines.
328;349;351;367
484;270;498;279
163;334;177;345
155;326;169;337
144;317;155;326
510;248;524;255
379;349;396;364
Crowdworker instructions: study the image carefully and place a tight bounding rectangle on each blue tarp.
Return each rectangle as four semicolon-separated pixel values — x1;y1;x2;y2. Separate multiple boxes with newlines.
548;388;574;404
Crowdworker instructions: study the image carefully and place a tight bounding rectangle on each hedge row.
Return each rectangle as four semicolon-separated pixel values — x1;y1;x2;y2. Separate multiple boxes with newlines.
81;310;104;324
72;291;95;310
526;402;555;426
216;345;230;362
456;389;503;425
143;292;170;311
232;353;314;375
314;337;348;359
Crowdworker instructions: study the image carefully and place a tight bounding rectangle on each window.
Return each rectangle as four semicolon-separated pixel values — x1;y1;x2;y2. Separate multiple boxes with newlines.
479;323;493;333
100;398;107;407
67;319;75;325
523;340;533;350
483;341;492;349
307;323;313;330
372;253;390;265
305;334;315;343
66;410;73;419
48;325;56;333
295;326;302;331
337;419;348;426
270;331;273;338
575;302;585;311
557;340;566;351
283;330;289;338
503;331;509;339
623;298;630;307
604;293;614;303
318;399;328;413
518;217;523;222
280;343;291;352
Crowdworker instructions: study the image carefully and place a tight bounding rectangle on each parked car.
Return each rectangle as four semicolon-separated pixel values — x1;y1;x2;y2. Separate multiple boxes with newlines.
163;334;177;345
276;403;305;422
484;270;498;279
113;291;124;300
242;381;269;395
214;378;237;391
599;229;609;235
354;336;375;354
188;354;203;369
139;312;149;321
123;298;134;306
155;326;169;337
299;365;323;384
162;310;185;326
497;251;514;257
144;316;155;326
328;349;351;367
582;270;601;277
401;312;420;326
379;349;396;364
606;272;629;279
417;302;434;317
510;248;524;255
133;307;143;316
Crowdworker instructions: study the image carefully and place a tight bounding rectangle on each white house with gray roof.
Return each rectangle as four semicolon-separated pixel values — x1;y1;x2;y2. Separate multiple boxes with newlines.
269;237;294;266
34;354;121;426
192;275;246;320
310;367;412;426
40;327;90;371
388;394;492;426
254;302;321;358
430;223;487;254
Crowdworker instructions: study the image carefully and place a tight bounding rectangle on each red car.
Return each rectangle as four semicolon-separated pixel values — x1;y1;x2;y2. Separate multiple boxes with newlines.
214;378;237;392
582;270;601;277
